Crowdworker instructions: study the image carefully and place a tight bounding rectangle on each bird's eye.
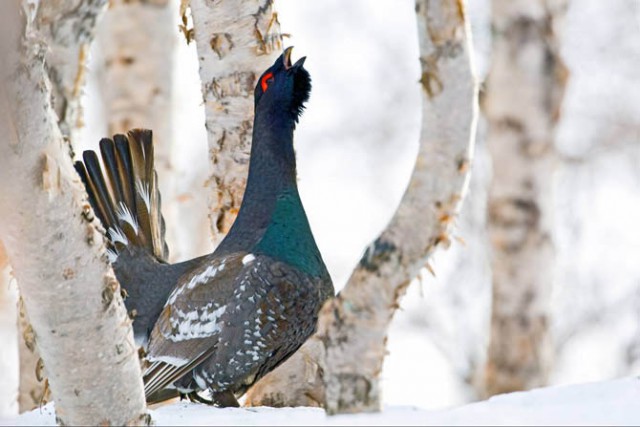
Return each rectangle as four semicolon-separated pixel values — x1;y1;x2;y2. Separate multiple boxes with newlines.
261;72;274;92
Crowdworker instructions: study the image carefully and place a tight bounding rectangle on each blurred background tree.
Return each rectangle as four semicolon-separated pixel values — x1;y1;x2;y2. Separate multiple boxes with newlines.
482;0;568;397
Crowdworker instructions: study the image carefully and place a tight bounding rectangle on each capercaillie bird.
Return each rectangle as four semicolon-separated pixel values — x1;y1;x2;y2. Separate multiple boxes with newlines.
75;47;334;407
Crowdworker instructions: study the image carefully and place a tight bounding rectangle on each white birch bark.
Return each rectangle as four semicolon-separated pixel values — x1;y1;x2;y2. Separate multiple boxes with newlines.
95;0;199;261
19;0;110;414
36;0;108;146
0;242;19;418
247;0;478;413
482;0;568;397
189;0;283;247
0;3;148;425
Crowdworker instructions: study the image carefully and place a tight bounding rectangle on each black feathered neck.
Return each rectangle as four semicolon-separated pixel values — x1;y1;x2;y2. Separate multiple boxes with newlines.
214;52;322;276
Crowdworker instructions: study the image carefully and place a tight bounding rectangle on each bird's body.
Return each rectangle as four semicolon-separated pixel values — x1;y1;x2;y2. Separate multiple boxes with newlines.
76;48;333;406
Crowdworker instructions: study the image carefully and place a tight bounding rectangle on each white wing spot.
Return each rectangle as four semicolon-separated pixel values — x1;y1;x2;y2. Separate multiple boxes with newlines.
167;305;227;342
186;264;218;290
242;254;256;265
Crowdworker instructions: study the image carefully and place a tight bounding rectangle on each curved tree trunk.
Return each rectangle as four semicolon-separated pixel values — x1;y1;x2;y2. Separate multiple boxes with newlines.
319;0;477;413
247;0;478;413
0;3;148;425
482;0;568;397
189;0;283;247
0;242;19;418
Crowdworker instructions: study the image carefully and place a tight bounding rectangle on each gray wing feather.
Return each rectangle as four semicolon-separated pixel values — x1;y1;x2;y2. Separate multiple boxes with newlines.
143;253;247;396
144;253;322;397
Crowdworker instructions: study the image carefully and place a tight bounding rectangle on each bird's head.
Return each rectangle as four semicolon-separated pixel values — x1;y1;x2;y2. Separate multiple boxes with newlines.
254;47;311;124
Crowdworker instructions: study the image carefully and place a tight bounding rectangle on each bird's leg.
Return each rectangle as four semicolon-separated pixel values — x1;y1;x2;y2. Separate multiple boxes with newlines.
211;390;240;408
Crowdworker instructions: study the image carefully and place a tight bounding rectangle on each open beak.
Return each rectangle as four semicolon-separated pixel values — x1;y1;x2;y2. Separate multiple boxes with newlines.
283;46;306;70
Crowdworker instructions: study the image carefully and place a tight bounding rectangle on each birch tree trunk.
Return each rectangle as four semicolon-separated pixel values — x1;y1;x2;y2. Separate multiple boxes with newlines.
36;0;108;146
247;0;478;413
0;3;148;425
0;242;19;418
95;0;200;261
14;0;110;413
482;0;568;397
189;0;283;247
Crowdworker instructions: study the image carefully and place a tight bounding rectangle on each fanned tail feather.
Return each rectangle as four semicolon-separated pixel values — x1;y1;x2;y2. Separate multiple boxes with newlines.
75;129;169;262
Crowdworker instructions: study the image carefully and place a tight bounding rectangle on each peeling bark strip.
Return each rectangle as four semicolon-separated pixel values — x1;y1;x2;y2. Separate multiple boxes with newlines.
189;0;283;246
17;299;50;413
0;3;148;425
0;242;19;417
36;0;109;146
247;0;478;413
483;0;568;397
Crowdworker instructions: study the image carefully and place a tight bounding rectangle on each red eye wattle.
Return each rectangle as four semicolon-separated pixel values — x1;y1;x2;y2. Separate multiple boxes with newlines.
261;72;274;92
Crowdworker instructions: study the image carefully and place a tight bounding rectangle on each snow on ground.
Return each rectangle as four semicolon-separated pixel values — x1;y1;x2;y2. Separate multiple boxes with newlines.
5;377;639;426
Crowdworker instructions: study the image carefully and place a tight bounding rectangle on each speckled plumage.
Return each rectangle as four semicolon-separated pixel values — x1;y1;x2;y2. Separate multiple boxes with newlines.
144;253;329;399
77;48;333;406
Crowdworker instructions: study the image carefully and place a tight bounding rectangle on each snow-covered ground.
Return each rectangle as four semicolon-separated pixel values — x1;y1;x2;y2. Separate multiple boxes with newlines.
6;377;639;426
